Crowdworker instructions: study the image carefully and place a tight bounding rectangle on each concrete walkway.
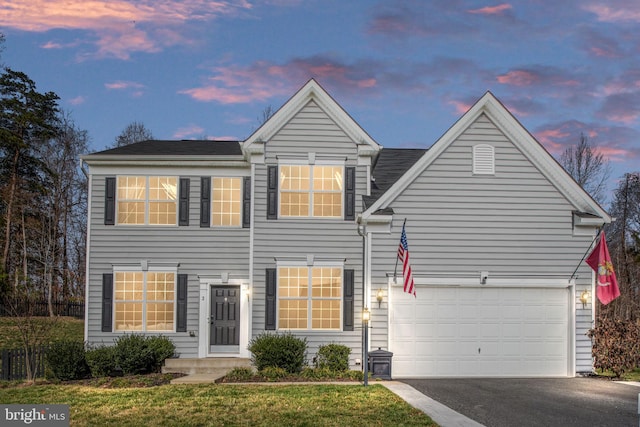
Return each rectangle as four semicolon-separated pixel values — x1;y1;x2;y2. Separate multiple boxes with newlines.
173;373;481;426
381;382;485;427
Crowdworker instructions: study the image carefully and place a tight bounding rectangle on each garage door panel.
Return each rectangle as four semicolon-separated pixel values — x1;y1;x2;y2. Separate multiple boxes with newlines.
390;286;569;377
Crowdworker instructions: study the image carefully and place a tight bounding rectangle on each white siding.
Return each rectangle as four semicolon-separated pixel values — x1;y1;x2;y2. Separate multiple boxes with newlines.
252;100;366;365
369;114;595;373
86;174;250;357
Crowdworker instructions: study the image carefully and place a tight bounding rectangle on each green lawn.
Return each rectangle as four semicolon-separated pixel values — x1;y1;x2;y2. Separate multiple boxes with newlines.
0;383;436;426
0;317;84;349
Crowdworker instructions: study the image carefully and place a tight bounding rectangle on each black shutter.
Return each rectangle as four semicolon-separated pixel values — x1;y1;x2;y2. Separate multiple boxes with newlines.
343;269;354;331
200;177;210;227
101;273;113;332
242;177;251;228
344;167;356;221
179;178;190;226
104;177;116;225
265;268;277;330
267;166;278;220
176;274;188;332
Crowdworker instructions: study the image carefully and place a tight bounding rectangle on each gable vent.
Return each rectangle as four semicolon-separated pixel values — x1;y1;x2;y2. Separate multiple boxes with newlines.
473;144;495;175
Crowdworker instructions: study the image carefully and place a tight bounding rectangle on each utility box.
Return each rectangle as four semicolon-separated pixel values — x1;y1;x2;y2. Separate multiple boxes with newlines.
368;348;393;380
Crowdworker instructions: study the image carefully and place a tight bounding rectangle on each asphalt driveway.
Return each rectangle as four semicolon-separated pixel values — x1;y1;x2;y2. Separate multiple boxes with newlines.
402;377;640;427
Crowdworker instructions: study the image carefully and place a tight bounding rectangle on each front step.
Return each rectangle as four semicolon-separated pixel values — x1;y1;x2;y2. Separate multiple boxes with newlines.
162;357;252;375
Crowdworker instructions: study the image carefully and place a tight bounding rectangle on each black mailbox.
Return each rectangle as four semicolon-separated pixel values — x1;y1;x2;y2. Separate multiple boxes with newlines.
368;348;393;380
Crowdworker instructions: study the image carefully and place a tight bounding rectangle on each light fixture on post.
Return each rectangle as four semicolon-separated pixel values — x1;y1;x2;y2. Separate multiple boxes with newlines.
580;290;591;308
376;289;384;308
362;307;371;387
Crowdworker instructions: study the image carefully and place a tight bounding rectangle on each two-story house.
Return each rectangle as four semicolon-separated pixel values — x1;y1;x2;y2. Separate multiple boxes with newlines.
82;79;609;378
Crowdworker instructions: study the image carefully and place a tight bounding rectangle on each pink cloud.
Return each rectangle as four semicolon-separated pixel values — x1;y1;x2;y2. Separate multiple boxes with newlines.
448;100;472;115
179;57;379;104
534;128;570;155
105;80;145;90
497;70;539;86
173;124;205;139
468;3;513;15
0;0;253;59
584;3;640;23
68;96;86;105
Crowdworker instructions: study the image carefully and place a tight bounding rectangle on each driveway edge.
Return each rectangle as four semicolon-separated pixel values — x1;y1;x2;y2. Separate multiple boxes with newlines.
381;381;485;427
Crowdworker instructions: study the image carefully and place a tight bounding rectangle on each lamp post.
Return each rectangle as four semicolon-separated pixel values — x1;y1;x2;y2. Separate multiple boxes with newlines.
363;307;370;387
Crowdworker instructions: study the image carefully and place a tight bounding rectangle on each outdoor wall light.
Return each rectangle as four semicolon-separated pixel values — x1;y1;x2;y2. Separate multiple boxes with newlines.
376;289;384;308
362;307;371;387
580;290;591;308
362;307;371;323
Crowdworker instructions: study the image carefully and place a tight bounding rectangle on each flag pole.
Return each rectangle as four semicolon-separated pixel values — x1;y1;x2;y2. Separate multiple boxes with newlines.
569;228;602;282
393;218;407;283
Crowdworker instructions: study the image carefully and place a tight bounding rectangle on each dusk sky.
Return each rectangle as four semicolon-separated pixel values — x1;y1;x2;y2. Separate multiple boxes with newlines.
2;0;639;204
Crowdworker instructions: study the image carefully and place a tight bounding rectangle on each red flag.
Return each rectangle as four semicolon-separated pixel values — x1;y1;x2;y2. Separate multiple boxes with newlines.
585;231;620;305
397;224;416;297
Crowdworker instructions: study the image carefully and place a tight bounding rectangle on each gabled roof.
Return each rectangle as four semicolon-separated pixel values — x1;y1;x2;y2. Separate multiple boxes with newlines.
83;140;242;158
363;148;428;209
361;91;611;222
243;79;381;154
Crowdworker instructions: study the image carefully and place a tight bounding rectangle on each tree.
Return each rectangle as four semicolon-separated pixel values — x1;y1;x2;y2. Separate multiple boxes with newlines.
560;133;611;204
34;113;88;314
0;68;60;291
603;173;640;320
110;121;153;148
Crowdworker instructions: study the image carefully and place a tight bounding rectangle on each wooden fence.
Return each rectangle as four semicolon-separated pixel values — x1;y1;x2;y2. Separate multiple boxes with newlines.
0;300;84;318
1;346;48;381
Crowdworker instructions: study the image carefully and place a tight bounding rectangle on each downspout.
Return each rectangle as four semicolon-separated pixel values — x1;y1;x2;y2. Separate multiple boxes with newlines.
357;221;367;381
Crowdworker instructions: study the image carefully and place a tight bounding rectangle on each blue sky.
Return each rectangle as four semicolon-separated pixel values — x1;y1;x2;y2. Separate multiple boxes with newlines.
1;0;639;203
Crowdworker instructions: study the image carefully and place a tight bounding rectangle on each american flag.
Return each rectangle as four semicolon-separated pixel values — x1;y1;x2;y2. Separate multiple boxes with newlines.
397;223;416;297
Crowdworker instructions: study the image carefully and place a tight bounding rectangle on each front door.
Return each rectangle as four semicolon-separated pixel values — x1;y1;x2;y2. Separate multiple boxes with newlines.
209;286;240;353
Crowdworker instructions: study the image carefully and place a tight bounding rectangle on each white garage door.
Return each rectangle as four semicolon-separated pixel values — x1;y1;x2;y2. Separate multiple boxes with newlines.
390;286;569;378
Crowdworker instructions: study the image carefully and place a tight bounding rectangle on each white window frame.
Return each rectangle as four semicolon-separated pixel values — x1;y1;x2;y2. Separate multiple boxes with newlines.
278;160;345;219
211;176;243;227
116;175;178;226
112;265;178;333
275;258;343;331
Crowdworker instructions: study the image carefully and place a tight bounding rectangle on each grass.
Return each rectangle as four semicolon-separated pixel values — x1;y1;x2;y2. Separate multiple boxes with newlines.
0;317;84;349
596;367;640;381
0;383;436;426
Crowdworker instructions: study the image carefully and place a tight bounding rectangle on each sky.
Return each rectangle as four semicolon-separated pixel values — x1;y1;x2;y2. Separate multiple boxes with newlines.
1;0;639;205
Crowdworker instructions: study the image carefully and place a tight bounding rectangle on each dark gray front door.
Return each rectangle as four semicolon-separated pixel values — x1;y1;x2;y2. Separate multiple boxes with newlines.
210;286;240;352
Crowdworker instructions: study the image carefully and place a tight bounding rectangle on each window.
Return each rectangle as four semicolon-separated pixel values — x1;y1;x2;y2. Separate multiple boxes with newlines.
278;266;342;330
212;177;242;226
117;176;177;225
280;165;343;217
114;271;175;332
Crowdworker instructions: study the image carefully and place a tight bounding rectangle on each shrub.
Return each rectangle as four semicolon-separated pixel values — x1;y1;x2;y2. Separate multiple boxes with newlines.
45;340;90;381
315;343;350;372
588;317;640;378
260;366;287;381
85;345;117;377
224;367;255;382
248;332;307;373
146;335;177;372
114;334;155;375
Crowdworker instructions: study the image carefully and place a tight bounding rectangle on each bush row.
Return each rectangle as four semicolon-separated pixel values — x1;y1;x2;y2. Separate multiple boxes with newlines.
588;317;640;378
46;334;176;381
247;331;352;374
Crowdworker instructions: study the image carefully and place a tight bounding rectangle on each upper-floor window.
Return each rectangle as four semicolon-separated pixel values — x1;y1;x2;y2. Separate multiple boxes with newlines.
278;266;342;330
212;177;242;227
114;270;175;332
117;176;177;225
280;165;343;218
